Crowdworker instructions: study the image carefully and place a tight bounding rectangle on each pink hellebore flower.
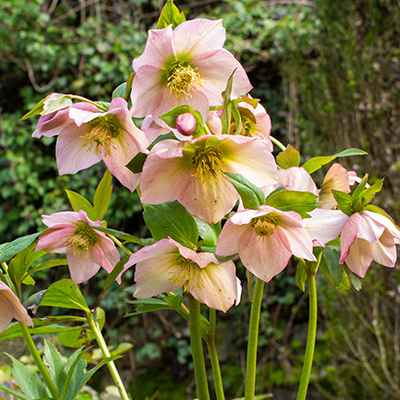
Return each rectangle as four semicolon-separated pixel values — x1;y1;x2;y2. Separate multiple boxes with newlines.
140;134;279;224
216;206;316;283
124;238;241;312
340;210;400;277
36;211;120;284
176;113;198;136
131;19;252;123
0;281;33;333
319;163;356;209
32;107;74;138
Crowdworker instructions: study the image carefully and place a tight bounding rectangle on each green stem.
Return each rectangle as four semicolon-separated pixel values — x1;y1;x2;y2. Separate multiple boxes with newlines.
270;136;286;151
19;323;61;400
109;234;132;255
206;308;225;400
188;296;210;400
87;312;130;400
296;269;318;400
244;278;265;400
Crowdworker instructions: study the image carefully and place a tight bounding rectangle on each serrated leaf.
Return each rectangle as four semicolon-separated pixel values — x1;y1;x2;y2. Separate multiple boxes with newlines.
8;354;50;399
302;148;367;174
265;190;320;218
43;340;66;394
143;202;198;247
41;279;90;313
65;190;96;221
225;172;265;209
112;83;127;99
276;145;300;169
93;170;113;220
126;152;148;173
156;0;186;29
332;189;353;216
0;232;42;264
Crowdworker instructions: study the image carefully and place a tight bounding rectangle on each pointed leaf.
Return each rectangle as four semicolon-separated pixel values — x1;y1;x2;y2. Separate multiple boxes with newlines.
91;226;154;246
41;279;90;313
295;260;307;292
276;145;300;169
322;246;343;286
194;218;219;247
0;232;42;264
156;0;186;29
43;340;66;394
65;190;96;221
302;148;367;174
220;70;236;134
112;83;127;99
0;383;28;399
143;201;198;247
332;189;353;216
93;170;113;220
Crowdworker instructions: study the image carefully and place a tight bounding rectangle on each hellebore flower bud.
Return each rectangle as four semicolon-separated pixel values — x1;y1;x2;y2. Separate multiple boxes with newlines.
176;113;198;136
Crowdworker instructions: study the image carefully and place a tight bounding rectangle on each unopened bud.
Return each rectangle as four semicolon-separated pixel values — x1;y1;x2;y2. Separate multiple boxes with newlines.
176;113;197;136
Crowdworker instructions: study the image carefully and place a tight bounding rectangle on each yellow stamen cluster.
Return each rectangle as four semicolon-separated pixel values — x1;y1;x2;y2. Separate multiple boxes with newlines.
81;115;122;156
191;146;224;184
170;257;204;292
167;62;201;98
66;223;98;257
251;214;279;237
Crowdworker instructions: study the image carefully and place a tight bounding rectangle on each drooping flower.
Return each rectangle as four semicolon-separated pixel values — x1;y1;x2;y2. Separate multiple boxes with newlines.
0;281;33;333
123;237;241;312
215;206;316;283
319;163;356;209
340;210;400;277
130;19;252;123
140;134;278;224
36;210;120;284
32;107;74;138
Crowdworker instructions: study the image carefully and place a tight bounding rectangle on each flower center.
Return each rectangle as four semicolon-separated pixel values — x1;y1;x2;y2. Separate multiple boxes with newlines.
251;214;278;237
66;223;98;257
166;61;201;98
81;114;122;156
170;257;204;292
191;146;224;184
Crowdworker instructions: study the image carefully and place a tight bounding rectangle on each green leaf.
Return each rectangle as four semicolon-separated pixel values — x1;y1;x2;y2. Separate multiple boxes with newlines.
0;383;28;399
65;190;96;221
124;72;135;101
276;144;300;169
295;260;307;292
28;259;68;276
319;250;351;292
93;170;113;220
225;172;265;210
353;177;384;212
20;97;46;120
8;354;50;399
231;101;242;135
126;152;148;174
302;148;367;174
143;201;199;247
43;340;66;395
265;190;320;218
57;327;92;349
220;70;236;134
41;279;90;313
345;266;363;291
23;289;47;315
332;189;353;216
0;232;42;264
322;246;343;286
194;218;220;247
91;226;153;246
156;0;186;29
112;83;127;99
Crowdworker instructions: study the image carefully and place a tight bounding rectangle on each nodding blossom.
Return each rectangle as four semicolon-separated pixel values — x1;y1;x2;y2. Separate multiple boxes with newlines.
124;237;241;312
130;18;252;123
36;211;120;284
216;206;316;283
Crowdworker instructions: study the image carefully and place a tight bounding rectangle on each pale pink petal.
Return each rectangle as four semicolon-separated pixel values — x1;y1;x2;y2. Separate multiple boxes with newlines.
141;116;171;143
178;176;238;224
56;124;101;175
189;261;239;312
42;211;83;227
340;214;361;263
103;154;139;192
173;19;226;60
278;167;318;195
277;225;316;261
93;236;121;274
206;111;223;135
35;227;75;253
174;240;218;268
304;209;349;246
357;212;385;242
32;108;72;138
215;219;252;256
153;139;185;159
362;211;400;243
364;229;397;268
66;250;101;284
342;239;374;278
238;228;292;282
132;26;174;70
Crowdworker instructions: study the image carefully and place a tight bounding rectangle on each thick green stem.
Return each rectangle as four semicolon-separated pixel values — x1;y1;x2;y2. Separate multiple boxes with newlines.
244;277;265;400
206;308;225;400
19;322;61;400
87;312;130;400
189;296;210;400
296;270;318;400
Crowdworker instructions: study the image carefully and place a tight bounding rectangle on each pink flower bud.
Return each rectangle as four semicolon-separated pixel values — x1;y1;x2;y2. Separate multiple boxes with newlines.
176;113;197;136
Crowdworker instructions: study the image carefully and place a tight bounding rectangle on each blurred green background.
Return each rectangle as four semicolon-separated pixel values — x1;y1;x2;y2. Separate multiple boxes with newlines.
1;0;400;399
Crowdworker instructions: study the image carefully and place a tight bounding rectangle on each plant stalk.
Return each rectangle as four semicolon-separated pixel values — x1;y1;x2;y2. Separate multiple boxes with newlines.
244;277;265;400
189;296;210;400
19;322;61;400
296;269;318;400
87;312;130;400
